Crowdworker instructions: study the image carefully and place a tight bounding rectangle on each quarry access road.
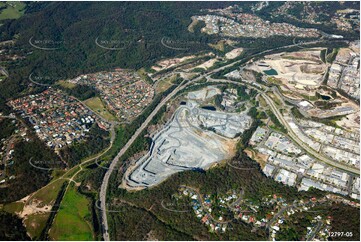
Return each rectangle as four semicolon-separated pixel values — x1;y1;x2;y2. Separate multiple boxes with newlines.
99;39;340;241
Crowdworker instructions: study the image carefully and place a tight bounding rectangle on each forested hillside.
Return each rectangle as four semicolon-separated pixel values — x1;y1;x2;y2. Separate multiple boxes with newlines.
0;2;230;103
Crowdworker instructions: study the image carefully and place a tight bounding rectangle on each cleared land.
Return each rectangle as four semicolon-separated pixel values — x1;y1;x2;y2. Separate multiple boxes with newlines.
124;106;238;189
0;179;67;239
26;179;66;206
155;74;176;94
193;58;218;70
187;86;221;101
56;80;77;89
20;179;66;239
49;184;93;241
24;213;49;239
247;49;327;93
187;16;199;32
1;201;24;214
151;55;195;72
84;96;117;121
208;40;226;51
0;2;26;20
124;87;252;190
225;48;243;59
335;107;360;132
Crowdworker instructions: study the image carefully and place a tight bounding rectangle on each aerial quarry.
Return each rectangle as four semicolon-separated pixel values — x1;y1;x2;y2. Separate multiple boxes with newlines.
247;49;327;89
228;47;359;127
123;86;252;189
1;2;361;241
122;42;360;201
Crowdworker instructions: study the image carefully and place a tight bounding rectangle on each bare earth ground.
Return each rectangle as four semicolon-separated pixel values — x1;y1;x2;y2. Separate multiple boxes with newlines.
225;48;243;59
244;148;269;169
336;106;360;133
247;49;327;94
151;55;195;72
193;58;219;70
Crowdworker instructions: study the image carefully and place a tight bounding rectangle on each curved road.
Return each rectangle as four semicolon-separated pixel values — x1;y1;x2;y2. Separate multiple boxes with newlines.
99;39;343;240
205;78;360;175
261;93;360;175
99;79;191;240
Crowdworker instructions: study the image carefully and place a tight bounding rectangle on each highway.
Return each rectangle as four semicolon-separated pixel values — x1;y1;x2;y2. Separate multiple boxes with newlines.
99;79;192;241
205;79;360;173
261;93;360;175
99;39;343;240
207;77;360;174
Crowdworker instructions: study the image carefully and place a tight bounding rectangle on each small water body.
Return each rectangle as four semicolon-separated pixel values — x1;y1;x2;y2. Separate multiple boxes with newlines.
192;167;206;173
263;68;278;75
201;106;216;111
180;101;186;105
320;94;331;100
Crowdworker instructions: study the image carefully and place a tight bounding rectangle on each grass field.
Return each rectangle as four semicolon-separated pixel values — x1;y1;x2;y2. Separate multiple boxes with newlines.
137;67;154;84
21;179;66;239
30;179;66;205
0;2;26;20
50;169;67;181
267;76;282;85
24;213;49;239
84;96;117;121
266;91;283;107
208;40;225;52
1;201;24;214
49;184;93;241
258;95;267;108
0;179;67;239
155;74;177;93
56;80;77;89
